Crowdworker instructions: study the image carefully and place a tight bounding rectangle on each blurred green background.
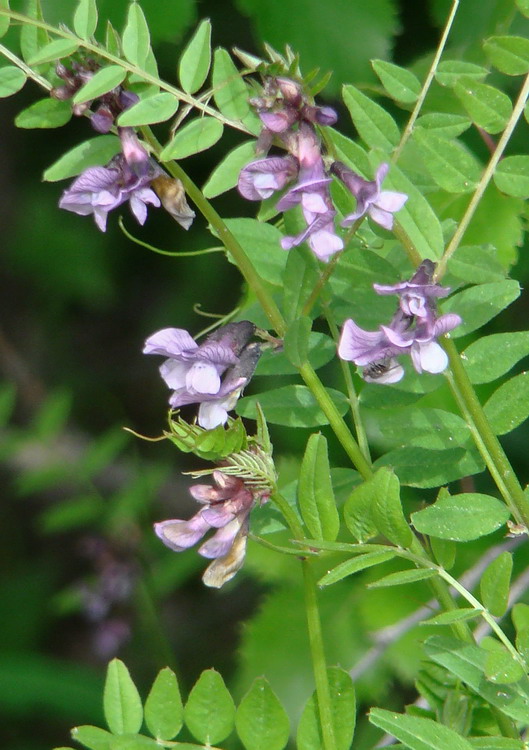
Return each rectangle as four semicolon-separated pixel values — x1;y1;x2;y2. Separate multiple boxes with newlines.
2;1;529;748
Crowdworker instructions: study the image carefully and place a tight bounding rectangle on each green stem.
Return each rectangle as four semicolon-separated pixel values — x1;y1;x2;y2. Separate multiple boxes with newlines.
270;491;305;539
302;251;343;318
435;70;529;280
302;561;337;750
0;42;51;90
444;340;529;527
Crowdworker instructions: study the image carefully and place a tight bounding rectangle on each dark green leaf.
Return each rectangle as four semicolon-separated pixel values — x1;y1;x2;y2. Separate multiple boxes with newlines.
411;493;510;541
318;550;396;587
343;84;400;152
103;659;143;735
368;568;437;588
178;19;212;94
484;35;529;75
369;707;474;750
374;446;484;488
371;467;412;547
203;141;256;198
73;0;98;39
235;677;289;750
484;372;529;435
435;60;489;88
413;129;481;193
284;316;312;368
494;155;529;198
212;48;250;121
237;385;348;428
480;552;512;617
43;136;121;181
73;66;127;105
160;117;224;160
117;93;179;126
27;38;80;66
15;98;72;128
371;59;421;103
122;1;150;67
415;113;471;139
454;81;512;134
144;667;183;741
297;667;355;750
442;280;521;338
298;433;339;541
184;669;235;745
0;66;27;97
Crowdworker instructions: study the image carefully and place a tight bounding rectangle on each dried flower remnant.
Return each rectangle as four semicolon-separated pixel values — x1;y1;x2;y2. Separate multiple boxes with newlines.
143;322;260;428
331;161;408;230
338;261;461;382
155;471;264;587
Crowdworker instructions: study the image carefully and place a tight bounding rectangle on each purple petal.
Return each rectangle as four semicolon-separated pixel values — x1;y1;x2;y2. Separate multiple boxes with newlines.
434;313;462;336
368;205;395;230
363;359;405;384
197;394;236;429
376;190;408;213
411;341;448;374
143;328;198;357
198;516;243;559
201;504;236;528
185;362;221;395
159;359;189;389
338;319;388;365
380;324;414;349
259;110;294;132
154;513;210;551
375;162;390;188
194;341;239;367
308;228;344;262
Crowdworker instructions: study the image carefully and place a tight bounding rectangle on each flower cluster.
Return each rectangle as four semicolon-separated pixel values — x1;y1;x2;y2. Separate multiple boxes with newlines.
155;470;265;588
55;61;195;232
338;260;461;383
143;321;260;429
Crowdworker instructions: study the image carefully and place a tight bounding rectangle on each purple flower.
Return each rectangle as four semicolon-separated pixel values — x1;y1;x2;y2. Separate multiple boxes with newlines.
143;322;259;428
338;261;461;382
238;155;298;201
331;162;408;231
154;471;257;587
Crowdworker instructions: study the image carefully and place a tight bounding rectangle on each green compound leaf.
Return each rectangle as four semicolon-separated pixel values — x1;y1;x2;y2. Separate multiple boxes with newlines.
184;669;235;745
342;84;400;153
71;725;113;750
413;129;481;193
237;385;348;428
117;93;179;126
15;98;72;128
442;280;521;338
425;636;529;723
108;737;159;750
0;0;9;39
422;608;482;626
284;316;311;368
447;244;506;285
371;467;412;548
103;659;143;735
282;245;320;323
297;667;356;750
0;66;27;97
484;35;529;75
27;37;80;66
178;19;212;94
73;0;98;39
368;567;438;588
480;552;512;617
318;549;397;587
20;0;49;64
122;0;150;67
203;141;256;198
144;667;183;741
435;60;489;88
494;155;529;198
369;707;474;750
371;59;421;103
43;135;121;181
212;47;250;121
454;81;512;134
160;117;224;160
298;433;339;541
344;476;379;542
484;372;529;435
73;65;127;105
374;446;484;488
222;217;287;285
415;112;471;139
483;642;525;685
374;408;471;450
430;536;456;571
235;677;289;750
326;127;372;177
463;332;529;384
411;493;510;541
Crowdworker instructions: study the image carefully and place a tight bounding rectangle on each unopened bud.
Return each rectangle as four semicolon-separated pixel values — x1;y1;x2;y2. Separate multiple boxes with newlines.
151;175;196;230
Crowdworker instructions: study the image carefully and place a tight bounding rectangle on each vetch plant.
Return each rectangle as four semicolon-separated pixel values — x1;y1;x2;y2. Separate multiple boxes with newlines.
4;1;529;749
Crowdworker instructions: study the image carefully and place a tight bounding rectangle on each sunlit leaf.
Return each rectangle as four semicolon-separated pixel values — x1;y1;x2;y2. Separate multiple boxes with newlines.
15;98;72;128
484;372;529;435
454;81;512;134
178;19;211;93
411;493;510;541
73;0;98;39
184;669;235;745
371;59;421;103
117;92;179;126
122;0;151;67
72;65;127;105
103;660;143;735
484;35;529;75
160;117;224;160
235;677;289;750
43;135;121;181
0;66;27;97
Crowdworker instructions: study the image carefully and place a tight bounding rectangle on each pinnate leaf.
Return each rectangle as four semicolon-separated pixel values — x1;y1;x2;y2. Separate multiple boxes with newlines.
480;552;512;617
237;385;348;428
415;112;471;139
235;677;289;750
160;117;223;160
28;38;79;66
369;706;474;750
368;568;437;588
494;155;529;198
483;372;529;435
0;66;27;97
144;667;183;741
297;667;355;750
318;549;396;587
297;433;339;541
442;280;520;338
375;446;484;488
203;141;256;198
454;81;512;134
342;84;400;152
435;60;488;88
371;59;421;103
15;98;72;128
103;659;143;735
212;47;250;121
43;135;121;182
72;66;127;105
117;93;179;126
411;493;510;541
73;0;98;39
413;129;481;193
484;35;529;75
184;669;235;745
178;19;211;94
71;725;113;750
122;1;150;67
371;467;412;548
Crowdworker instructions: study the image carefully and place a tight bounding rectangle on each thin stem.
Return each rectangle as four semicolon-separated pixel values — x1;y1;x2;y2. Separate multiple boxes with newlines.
0;9;251;134
302;561;337;750
270;492;305;539
302;251;342;318
118;217;223;257
393;0;459;162
435;70;529;279
445;339;529;527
